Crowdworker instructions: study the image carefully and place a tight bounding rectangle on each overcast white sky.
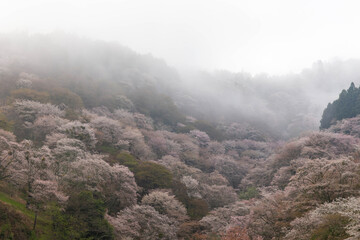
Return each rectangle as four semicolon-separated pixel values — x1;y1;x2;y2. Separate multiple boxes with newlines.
0;0;360;74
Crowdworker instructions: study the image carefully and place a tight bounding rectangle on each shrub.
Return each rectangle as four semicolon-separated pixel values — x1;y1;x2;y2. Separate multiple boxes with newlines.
171;180;209;220
10;88;50;103
64;191;114;240
193;120;224;141
0;112;13;132
238;186;260;200
115;152;173;194
310;214;350;240
0;202;32;240
130;87;185;126
134;162;173;193
50;87;83;109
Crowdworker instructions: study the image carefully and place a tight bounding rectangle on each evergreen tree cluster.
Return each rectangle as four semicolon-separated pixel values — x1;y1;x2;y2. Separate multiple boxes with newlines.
320;82;360;129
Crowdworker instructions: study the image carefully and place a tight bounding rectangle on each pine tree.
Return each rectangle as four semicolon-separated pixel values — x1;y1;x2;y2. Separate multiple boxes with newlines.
320;82;360;129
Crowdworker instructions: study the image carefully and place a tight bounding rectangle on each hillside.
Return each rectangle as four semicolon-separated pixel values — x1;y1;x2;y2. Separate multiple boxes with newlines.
1;33;360;239
3;33;360;139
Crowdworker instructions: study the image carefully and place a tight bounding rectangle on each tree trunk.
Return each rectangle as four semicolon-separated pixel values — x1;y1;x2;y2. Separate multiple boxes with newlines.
26;180;33;209
33;211;38;230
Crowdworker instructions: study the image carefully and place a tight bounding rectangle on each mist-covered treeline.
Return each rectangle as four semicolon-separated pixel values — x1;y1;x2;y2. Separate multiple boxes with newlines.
176;59;360;138
3;32;360;239
1;33;360;139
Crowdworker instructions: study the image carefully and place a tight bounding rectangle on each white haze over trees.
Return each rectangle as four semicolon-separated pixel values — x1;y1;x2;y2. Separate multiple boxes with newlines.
1;1;360;138
3;1;360;240
1;0;360;74
1;32;360;138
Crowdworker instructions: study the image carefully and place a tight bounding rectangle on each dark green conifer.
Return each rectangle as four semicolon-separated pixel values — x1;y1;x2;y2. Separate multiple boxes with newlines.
320;82;360;129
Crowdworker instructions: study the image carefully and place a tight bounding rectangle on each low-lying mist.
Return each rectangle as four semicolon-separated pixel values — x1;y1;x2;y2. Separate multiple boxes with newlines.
0;32;359;139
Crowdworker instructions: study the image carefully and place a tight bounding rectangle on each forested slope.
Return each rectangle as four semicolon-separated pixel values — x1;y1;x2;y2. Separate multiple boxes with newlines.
1;33;360;239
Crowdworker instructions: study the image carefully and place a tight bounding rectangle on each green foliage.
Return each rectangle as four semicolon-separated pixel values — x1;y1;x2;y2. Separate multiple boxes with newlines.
0;192;34;220
64;109;80;121
63;191;114;240
10;89;50;103
115;152;173;194
192;120;224;141
175;124;196;133
74;81;124;110
49;205;80;240
310;214;350;240
176;120;224;141
134;161;173;192
115;152;139;169
49;88;83;109
320;102;335;129
0;201;32;240
0;112;14;132
98;95;134;112
130;87;185;126
321;82;360;129
0;76;14;102
186;198;210;220
0;190;53;240
238;186;260;200
96;144;119;156
1;188;113;240
171;181;209;220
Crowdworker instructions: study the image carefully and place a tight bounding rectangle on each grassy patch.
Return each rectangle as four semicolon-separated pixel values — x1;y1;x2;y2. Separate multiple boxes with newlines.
0;191;52;240
0;192;33;219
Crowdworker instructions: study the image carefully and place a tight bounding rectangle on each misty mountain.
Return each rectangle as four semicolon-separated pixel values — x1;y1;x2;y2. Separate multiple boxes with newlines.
2;32;360;240
1;33;360;139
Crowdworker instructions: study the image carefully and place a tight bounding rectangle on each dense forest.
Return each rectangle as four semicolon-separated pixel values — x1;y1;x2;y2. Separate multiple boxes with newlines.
1;33;360;239
320;82;360;129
